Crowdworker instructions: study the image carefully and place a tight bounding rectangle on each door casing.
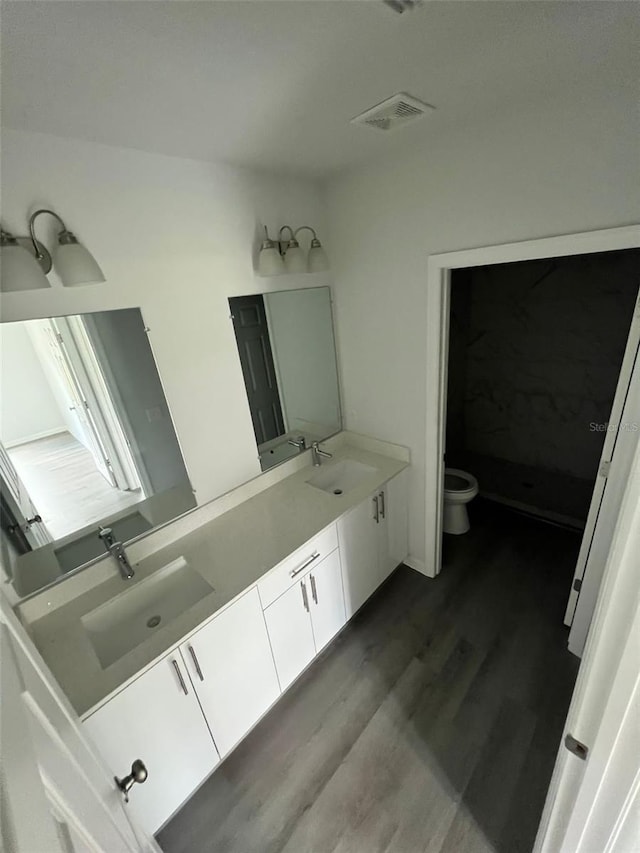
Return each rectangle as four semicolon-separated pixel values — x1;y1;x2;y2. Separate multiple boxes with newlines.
424;223;640;853
424;225;640;579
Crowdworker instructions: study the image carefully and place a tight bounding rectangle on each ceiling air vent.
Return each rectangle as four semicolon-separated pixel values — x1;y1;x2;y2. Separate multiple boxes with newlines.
351;93;434;132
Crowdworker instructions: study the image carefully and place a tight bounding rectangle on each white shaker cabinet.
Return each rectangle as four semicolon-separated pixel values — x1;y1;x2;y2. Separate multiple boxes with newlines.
263;578;317;690
379;469;409;583
309;548;347;652
179;588;280;758
338;492;381;618
82;467;407;836
263;547;347;689
338;470;409;618
83;654;219;835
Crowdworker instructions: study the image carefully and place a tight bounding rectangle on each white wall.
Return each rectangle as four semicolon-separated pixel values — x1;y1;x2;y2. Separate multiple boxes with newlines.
325;88;640;570
0;323;66;445
1;129;329;505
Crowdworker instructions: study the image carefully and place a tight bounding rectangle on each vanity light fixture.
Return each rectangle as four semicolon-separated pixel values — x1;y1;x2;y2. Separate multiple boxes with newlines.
257;226;285;276
279;225;306;274
0;208;105;292
0;228;51;291
257;223;329;277
300;226;330;273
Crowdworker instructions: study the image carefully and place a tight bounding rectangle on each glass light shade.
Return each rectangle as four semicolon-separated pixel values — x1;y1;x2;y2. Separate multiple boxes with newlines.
284;245;307;274
258;245;284;276
308;244;329;273
1;244;51;292
53;242;106;286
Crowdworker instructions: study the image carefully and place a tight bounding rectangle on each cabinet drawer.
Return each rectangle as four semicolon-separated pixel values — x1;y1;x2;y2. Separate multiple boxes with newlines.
258;524;338;608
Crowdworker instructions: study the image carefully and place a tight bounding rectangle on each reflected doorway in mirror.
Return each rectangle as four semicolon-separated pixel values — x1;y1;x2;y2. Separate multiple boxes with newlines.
0;308;196;597
229;286;343;473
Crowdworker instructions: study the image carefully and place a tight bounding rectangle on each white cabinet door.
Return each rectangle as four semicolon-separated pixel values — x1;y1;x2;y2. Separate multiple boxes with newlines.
179;588;280;758
83;655;219;836
338;491;381;618
379;469;409;582
375;487;390;586
338;472;408;618
263;579;316;690
309;549;346;652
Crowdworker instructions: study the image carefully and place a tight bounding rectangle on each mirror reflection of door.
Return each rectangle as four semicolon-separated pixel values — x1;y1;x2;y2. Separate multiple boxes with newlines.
50;317;143;493
42;319;118;487
229;287;343;473
0;309;195;589
1;319;144;541
0;440;52;549
229;295;286;445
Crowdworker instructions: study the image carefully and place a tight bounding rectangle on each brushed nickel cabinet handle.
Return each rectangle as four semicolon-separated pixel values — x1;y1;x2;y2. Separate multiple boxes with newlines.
290;551;320;578
379;490;386;519
301;580;310;612
171;658;188;695
373;495;379;524
188;645;204;681
310;573;318;604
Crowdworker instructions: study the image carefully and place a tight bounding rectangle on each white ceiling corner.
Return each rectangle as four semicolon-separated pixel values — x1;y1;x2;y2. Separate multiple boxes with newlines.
1;0;637;178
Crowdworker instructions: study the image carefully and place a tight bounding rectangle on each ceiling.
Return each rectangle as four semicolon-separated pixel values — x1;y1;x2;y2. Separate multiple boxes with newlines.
2;1;638;179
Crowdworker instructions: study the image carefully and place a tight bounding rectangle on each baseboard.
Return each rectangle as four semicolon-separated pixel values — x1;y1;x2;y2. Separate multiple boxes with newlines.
404;555;428;575
481;492;586;531
4;427;67;449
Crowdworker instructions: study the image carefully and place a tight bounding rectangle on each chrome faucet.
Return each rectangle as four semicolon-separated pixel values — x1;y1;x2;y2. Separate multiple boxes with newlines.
98;526;134;580
311;441;333;467
288;435;307;452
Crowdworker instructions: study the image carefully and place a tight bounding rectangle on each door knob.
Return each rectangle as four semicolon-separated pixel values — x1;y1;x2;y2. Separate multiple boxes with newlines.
9;516;43;534
115;759;148;802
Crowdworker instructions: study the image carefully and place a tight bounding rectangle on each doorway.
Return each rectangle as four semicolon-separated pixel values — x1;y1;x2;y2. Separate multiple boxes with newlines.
229;294;286;448
425;227;639;645
443;248;639;652
424;224;640;852
0;316;144;541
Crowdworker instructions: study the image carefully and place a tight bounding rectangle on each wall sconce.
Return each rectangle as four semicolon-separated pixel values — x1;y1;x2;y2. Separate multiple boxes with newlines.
1;208;105;292
257;224;329;277
257;226;285;276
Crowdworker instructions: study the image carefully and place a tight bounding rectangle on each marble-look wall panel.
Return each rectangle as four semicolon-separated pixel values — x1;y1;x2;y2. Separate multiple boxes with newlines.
447;249;639;482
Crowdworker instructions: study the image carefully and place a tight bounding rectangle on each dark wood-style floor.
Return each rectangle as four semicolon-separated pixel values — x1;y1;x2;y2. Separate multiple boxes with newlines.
158;501;580;853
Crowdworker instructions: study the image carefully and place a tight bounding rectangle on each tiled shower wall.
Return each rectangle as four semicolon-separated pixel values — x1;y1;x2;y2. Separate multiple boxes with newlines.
447;249;639;522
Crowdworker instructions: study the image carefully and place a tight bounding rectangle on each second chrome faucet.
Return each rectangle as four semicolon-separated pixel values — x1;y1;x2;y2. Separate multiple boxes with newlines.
311;441;332;467
98;526;135;580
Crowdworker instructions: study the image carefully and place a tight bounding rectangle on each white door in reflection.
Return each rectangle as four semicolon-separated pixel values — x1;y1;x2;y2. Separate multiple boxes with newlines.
1;317;144;540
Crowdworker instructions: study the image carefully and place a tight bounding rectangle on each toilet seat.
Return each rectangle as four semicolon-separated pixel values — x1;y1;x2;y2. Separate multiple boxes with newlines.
442;468;478;535
444;468;478;497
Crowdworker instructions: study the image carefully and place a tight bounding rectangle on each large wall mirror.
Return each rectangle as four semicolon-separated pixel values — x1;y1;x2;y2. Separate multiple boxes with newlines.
229;286;342;471
1;288;342;599
1;308;196;595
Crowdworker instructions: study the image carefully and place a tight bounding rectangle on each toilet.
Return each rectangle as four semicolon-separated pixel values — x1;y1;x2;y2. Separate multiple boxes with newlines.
443;468;478;535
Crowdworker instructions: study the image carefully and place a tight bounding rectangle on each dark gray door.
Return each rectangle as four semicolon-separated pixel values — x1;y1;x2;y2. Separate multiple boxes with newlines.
229;295;285;445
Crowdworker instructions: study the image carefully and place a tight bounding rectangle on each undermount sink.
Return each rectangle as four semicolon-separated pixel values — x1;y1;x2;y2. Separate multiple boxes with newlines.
307;459;378;496
82;557;213;669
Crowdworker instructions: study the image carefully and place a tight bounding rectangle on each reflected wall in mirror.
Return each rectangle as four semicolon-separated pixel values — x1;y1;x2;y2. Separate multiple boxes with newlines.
229;286;342;471
0;308;196;595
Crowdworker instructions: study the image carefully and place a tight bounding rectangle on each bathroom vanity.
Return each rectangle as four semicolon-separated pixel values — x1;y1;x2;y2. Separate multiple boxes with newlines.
17;434;409;835
5;273;409;835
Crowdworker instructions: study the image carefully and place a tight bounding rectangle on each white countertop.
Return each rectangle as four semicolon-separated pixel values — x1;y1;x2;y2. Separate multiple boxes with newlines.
25;441;408;717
